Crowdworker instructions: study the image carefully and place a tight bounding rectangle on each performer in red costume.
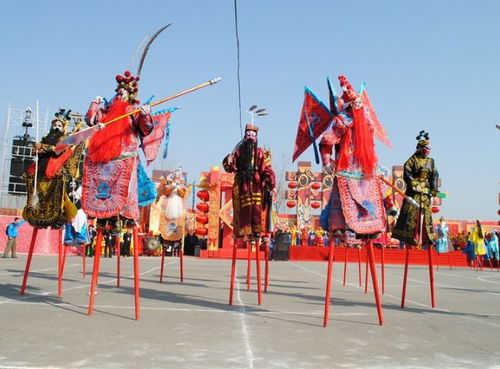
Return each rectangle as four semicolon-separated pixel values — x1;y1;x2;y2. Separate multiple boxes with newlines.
82;70;153;223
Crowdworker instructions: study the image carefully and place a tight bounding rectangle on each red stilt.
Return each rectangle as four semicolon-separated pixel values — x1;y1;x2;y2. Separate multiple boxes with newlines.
323;239;335;327
160;245;166;283
228;241;238;305
82;244;86;279
246;242;251;291
132;226;140;320
364;247;369;294
264;240;269;293
366;240;384;325
179;247;184;282
255;239;262;305
381;244;385;294
357;246;362;286
115;235;121;287
401;246;410;308
88;227;104;316
58;229;63;297
21;228;39;295
343;246;348;286
427;244;436;308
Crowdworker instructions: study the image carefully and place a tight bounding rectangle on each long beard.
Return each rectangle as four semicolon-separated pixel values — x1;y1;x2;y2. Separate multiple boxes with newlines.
43;129;64;145
237;138;256;183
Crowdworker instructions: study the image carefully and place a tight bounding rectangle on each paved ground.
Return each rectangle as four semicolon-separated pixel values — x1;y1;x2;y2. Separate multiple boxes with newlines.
0;255;499;369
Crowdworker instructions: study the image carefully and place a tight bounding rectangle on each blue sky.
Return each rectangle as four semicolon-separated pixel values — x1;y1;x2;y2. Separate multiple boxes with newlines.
1;0;499;221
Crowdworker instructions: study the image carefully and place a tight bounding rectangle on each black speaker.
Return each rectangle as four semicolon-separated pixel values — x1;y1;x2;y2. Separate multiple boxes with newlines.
8;138;34;194
273;232;290;261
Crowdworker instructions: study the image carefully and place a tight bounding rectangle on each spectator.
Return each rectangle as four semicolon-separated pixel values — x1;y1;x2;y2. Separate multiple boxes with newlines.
3;217;26;258
121;229;132;257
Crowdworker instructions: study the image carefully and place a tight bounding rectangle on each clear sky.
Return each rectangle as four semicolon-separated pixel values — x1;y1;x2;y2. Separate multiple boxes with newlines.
1;0;499;221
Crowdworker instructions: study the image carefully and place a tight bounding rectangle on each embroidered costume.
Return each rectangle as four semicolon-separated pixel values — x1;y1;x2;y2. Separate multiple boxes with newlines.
82;71;153;222
223;124;276;238
392;131;439;245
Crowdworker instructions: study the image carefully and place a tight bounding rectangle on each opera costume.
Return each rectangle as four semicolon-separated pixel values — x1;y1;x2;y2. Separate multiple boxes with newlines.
82;70;154;225
23;109;82;228
223;124;276;239
392;131;439;246
435;217;450;253
312;77;395;239
488;231;499;261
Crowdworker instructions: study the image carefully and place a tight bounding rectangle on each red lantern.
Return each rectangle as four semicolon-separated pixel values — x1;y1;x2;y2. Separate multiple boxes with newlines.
497;209;500;216
196;202;209;213
311;202;321;209
286;201;296;208
498;220;500;226
196;214;209;224
431;206;440;213
197;190;209;201
311;182;321;190
288;182;297;189
195;227;208;236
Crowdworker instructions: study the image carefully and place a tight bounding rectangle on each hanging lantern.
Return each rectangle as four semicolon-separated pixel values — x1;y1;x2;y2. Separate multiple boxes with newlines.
286;201;296;208
196;214;209;224
197;190;209;201
288;182;297;189
431;206;440;213
195;227;208;236
311;182;321;190
196;202;209;213
311;202;321;209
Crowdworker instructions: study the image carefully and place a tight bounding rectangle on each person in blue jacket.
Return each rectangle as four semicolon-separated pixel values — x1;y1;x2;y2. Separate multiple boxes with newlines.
3;217;26;258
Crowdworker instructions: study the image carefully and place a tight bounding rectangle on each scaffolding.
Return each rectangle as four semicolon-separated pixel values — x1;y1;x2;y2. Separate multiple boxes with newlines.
0;102;49;211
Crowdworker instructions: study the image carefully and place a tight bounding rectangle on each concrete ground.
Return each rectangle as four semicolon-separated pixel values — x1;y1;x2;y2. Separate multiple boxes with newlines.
0;255;499;369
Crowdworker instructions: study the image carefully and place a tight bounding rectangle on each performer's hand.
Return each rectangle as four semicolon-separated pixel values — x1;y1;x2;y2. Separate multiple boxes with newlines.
226;154;234;165
94;96;104;105
140;104;151;116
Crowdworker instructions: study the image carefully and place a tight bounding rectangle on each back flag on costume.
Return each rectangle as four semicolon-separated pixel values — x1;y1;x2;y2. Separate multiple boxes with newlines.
141;108;176;166
292;87;333;162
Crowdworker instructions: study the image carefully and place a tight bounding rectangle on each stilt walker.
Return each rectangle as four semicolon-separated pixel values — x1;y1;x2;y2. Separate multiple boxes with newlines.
20;109;82;296
293;75;395;326
223;108;276;306
393;131;441;308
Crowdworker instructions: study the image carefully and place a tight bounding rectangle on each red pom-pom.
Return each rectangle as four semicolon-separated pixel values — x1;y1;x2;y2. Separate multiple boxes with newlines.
135;76;140;81
124;70;131;77
135;100;140;105
116;75;123;82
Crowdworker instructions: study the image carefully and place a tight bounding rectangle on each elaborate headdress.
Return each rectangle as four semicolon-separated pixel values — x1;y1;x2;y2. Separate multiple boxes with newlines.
52;108;71;134
115;70;140;104
245;124;259;133
338;75;359;104
416;130;430;149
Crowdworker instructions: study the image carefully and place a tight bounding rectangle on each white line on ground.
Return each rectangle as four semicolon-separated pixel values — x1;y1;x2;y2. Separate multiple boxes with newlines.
236;276;254;369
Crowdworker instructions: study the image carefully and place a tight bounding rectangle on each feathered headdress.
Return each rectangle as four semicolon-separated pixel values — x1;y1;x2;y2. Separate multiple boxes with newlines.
416;130;430;149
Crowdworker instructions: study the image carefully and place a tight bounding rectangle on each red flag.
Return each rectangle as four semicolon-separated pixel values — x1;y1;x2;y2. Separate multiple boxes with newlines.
292;87;333;162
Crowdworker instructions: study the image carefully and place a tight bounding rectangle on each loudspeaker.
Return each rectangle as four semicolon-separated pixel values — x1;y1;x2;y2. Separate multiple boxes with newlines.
8;138;34;194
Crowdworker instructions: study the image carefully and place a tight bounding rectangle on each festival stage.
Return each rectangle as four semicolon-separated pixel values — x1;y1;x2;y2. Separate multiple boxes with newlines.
200;246;471;267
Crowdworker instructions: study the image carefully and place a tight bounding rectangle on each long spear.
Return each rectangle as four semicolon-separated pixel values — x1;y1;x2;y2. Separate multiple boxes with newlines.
54;77;222;154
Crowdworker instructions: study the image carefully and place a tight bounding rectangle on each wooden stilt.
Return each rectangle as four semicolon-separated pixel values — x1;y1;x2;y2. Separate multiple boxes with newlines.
323;239;335;327
246;242;251;291
427;243;436;308
88;227;104;315
115;235;121;287
366;240;384;325
132;225;140;320
401;246;410;308
179;246;184;282
364;248;369;294
264;239;269;292
58;229;63;297
228;241;238;305
343;246;348;286
21;228;39;295
255;238;262;305
82;244;86;279
357;246;362;287
381;244;385;294
160;245;166;283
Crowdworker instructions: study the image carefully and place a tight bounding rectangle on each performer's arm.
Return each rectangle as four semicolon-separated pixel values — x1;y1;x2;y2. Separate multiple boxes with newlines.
223;151;237;173
319;117;345;172
133;104;154;136
85;97;106;126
